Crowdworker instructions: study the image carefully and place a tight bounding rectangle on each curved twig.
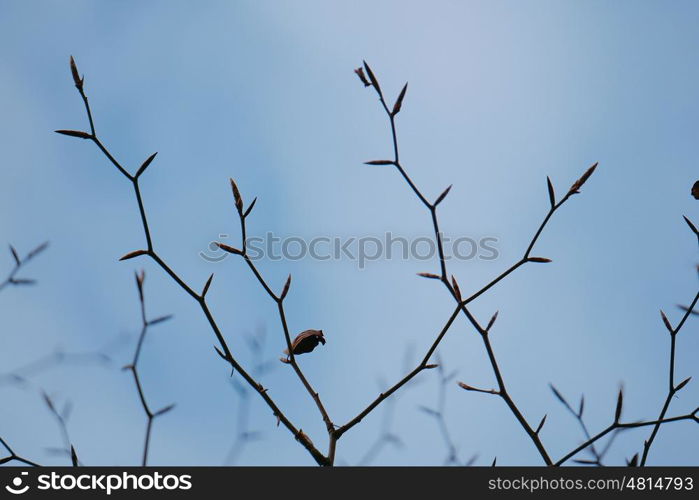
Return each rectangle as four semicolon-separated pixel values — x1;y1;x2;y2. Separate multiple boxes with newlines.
0;437;40;467
57;58;329;465
556;410;698;466
0;241;48;292
123;270;175;466
355;62;595;465
640;289;699;465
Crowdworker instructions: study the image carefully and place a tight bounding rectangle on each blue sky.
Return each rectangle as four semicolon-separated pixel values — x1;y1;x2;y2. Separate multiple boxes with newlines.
1;0;698;465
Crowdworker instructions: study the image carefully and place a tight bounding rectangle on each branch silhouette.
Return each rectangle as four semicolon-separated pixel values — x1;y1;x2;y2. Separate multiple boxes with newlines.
51;57;699;466
418;355;465;465
0;437;40;467
556;410;698;466
225;327;274;465
357;395;402;466
0;241;48;293
356;347;418;465
640;288;699;465
56;57;478;465
215;185;335;455
549;384;622;466
355;61;698;466
0;345;113;388
57;57;330;465
555;220;699;466
123;270;175;466
355;61;584;464
40;391;78;464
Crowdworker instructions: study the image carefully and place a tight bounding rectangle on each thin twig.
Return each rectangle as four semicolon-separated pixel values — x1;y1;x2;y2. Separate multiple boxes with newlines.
335;305;460;439
640;290;699;465
55;58;697;467
0;437;40;467
123;270;175;466
225;327;272;465
60;58;474;465
58;57;329;465
357;395;402;465
357;63;592;465
0;346;114;388
457;307;554;465
549;385;622;466
218;183;336;456
40;391;76;464
450;177;595;466
0;241;48;292
556;410;698;466
419;356;461;465
356;348;418;465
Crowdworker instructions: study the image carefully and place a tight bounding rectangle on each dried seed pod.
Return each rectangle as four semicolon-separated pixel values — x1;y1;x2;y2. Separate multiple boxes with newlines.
283;329;326;357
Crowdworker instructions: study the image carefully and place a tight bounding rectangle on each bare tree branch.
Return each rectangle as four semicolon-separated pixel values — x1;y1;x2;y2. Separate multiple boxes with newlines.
640;290;699;465
0;241;48;292
57;57;329;465
0;437;40;467
122;270;175;466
